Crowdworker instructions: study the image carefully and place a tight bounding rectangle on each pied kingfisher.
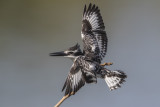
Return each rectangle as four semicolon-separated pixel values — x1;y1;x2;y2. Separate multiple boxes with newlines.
50;3;127;107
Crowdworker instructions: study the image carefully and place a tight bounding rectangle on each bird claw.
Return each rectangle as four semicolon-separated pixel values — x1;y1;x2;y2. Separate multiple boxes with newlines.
101;62;113;66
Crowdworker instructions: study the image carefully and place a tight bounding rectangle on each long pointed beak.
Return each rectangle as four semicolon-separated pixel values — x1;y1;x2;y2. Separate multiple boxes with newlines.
49;51;67;56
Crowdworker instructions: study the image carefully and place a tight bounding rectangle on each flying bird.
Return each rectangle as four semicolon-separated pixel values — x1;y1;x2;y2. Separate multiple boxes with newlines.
50;3;127;107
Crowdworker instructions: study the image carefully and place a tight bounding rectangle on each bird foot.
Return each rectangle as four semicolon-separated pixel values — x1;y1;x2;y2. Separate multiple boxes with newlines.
101;62;113;66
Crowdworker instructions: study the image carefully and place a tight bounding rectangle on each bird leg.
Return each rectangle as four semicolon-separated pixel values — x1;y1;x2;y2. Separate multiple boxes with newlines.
54;92;75;107
101;62;113;66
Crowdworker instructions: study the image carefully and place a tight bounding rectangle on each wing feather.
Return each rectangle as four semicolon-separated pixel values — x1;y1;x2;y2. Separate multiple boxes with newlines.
62;63;85;96
81;3;107;63
62;57;97;95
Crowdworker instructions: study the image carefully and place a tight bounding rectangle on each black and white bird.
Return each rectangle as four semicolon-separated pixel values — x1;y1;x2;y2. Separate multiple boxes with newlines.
50;3;127;106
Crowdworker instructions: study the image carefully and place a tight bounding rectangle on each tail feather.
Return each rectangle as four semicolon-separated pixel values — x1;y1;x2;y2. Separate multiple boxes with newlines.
104;70;127;91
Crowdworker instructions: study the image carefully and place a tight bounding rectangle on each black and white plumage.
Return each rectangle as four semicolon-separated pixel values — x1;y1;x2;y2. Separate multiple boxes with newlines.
61;55;100;96
82;3;108;63
51;44;98;96
62;61;85;95
50;44;126;96
50;3;127;98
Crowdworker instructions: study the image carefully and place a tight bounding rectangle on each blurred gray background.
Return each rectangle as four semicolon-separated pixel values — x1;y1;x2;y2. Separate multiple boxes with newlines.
0;0;160;107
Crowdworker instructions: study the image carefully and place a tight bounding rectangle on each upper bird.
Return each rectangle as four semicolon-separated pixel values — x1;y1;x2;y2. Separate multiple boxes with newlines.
50;3;127;107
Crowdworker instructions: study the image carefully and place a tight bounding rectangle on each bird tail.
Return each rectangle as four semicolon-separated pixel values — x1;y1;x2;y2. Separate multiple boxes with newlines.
104;69;127;91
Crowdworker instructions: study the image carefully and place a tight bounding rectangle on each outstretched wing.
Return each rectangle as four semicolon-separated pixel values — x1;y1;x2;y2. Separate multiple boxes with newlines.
62;57;97;96
81;3;108;63
62;62;85;96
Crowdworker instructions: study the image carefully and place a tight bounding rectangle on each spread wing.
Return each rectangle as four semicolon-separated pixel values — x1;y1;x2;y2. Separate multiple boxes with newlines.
81;3;108;63
62;59;97;96
62;62;85;96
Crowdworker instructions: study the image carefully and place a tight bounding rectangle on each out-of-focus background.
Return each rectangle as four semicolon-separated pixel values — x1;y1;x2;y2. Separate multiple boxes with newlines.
1;0;160;107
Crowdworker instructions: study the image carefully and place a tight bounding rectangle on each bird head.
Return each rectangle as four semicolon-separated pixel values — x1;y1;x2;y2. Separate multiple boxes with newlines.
50;43;83;59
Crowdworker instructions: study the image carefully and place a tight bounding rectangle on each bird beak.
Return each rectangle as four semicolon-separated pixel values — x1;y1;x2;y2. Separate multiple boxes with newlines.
49;51;67;56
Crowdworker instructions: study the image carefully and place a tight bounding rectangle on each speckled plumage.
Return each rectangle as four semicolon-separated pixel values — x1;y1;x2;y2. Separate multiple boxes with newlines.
50;3;127;98
82;3;108;63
